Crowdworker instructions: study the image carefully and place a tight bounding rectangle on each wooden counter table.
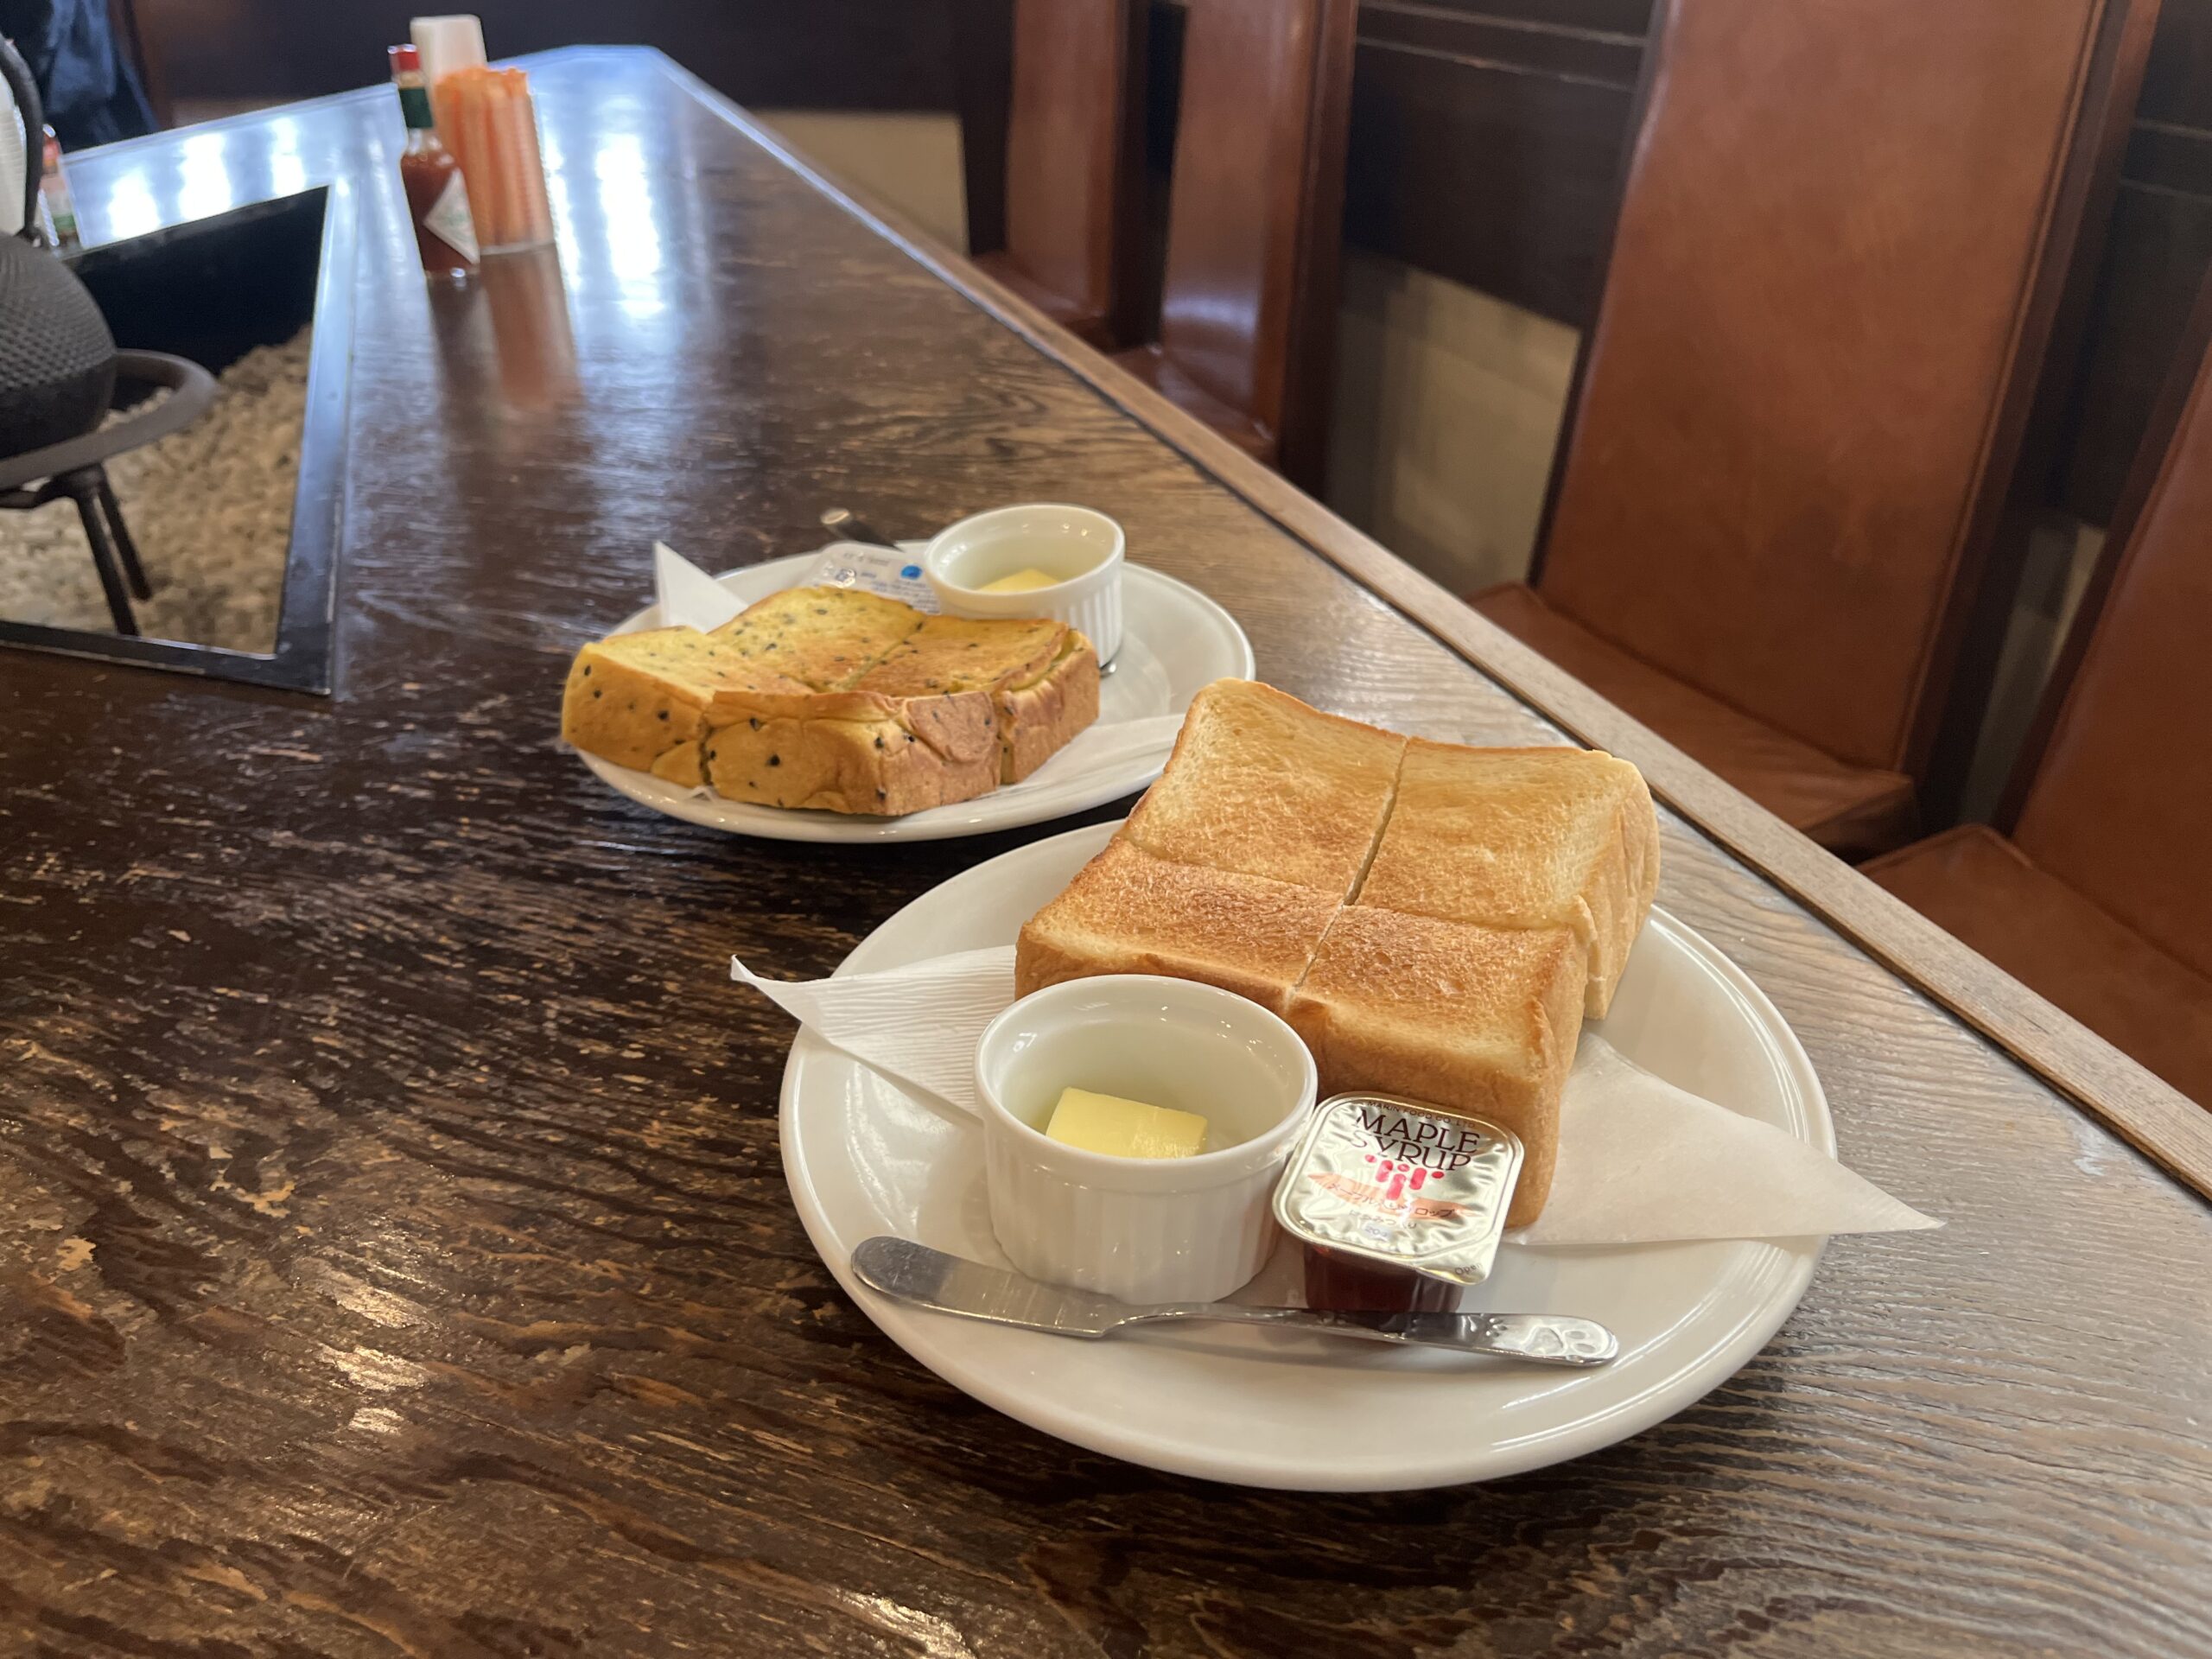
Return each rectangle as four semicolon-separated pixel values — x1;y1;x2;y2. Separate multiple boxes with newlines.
2;49;2206;1658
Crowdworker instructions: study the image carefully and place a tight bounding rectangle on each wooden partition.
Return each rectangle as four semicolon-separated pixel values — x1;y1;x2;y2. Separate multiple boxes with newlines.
129;0;2212;531
129;0;963;111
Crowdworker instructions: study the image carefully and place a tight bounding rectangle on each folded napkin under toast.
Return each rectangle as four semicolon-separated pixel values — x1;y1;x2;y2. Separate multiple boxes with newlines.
734;945;1938;1248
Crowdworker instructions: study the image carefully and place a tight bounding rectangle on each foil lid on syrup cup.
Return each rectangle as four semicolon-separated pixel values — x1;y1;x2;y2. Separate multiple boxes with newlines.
1271;1092;1524;1289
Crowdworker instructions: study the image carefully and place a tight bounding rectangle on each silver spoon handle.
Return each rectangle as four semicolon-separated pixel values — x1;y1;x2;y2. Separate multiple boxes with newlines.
1127;1303;1618;1367
820;506;898;549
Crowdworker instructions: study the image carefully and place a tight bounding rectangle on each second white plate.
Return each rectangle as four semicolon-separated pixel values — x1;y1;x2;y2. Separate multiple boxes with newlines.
577;551;1253;842
779;822;1831;1491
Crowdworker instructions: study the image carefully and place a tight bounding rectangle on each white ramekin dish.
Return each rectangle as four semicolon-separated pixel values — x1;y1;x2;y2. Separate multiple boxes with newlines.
974;974;1319;1304
922;504;1126;664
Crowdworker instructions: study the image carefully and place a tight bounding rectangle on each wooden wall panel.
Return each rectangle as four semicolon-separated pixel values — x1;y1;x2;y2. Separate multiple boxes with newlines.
951;0;1015;253
124;0;2211;531
1339;1;1644;326
1342;37;1637;324
130;0;961;111
2058;0;2212;522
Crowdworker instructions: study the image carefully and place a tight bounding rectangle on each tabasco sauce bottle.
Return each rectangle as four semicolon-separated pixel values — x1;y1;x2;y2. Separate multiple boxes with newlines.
389;44;478;282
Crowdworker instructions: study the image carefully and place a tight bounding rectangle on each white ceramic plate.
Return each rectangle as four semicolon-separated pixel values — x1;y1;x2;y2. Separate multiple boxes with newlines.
578;551;1253;842
780;822;1830;1491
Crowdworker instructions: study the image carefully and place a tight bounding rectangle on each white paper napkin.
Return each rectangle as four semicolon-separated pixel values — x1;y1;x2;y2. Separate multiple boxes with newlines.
1520;1035;1936;1244
732;946;1013;1109
619;543;1184;797
733;944;1939;1247
652;540;746;631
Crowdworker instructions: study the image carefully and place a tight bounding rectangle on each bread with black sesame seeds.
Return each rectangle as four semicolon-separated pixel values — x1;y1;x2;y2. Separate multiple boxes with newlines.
995;628;1100;781
698;603;1098;811
701;695;1002;816
709;585;923;687
561;626;809;777
565;585;1100;814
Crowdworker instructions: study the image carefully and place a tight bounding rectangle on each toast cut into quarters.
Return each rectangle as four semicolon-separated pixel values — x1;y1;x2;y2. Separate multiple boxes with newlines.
1014;840;1344;1018
1357;738;1659;1017
1122;677;1406;895
563;585;1099;814
1016;678;1660;1227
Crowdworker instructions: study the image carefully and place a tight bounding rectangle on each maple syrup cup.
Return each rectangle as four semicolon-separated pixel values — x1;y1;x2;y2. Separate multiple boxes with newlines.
974;975;1317;1304
923;504;1126;663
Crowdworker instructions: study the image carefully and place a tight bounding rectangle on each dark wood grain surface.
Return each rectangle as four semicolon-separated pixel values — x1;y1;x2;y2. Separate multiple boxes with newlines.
1;50;2206;1658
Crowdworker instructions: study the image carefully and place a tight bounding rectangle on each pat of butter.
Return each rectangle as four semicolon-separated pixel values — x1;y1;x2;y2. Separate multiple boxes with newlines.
1045;1087;1209;1159
978;567;1062;594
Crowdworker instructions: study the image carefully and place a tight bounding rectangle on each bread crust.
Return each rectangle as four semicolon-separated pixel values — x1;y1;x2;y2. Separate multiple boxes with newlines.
1124;679;1407;894
567;588;1101;815
998;632;1101;781
649;740;706;789
1353;741;1662;1018
561;628;792;775
703;691;1001;816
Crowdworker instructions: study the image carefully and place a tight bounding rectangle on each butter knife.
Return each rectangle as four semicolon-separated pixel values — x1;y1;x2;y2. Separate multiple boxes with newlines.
851;1237;1618;1368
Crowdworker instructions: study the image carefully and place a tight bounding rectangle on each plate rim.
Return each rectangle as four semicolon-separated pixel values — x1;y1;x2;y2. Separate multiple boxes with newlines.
576;555;1255;843
777;821;1831;1490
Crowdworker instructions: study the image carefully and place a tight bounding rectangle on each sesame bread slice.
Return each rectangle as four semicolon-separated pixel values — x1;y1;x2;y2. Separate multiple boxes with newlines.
996;629;1101;781
702;692;1001;816
567;584;1101;814
709;585;925;689
850;614;1070;698
561;626;812;785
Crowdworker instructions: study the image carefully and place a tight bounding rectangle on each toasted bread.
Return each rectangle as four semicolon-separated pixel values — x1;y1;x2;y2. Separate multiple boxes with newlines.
564;585;1101;814
1284;908;1586;1229
1016;841;1342;1015
703;695;1000;815
997;631;1102;781
1124;680;1408;895
1013;678;1661;1229
852;613;1068;697
710;585;923;689
1353;741;1660;1016
561;626;809;783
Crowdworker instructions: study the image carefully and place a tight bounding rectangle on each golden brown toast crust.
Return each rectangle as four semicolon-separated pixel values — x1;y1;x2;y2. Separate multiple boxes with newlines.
1124;679;1408;895
1355;741;1661;1017
1016;842;1341;1014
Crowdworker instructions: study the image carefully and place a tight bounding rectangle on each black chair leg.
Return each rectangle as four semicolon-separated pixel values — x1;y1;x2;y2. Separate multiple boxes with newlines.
94;471;152;601
72;480;139;636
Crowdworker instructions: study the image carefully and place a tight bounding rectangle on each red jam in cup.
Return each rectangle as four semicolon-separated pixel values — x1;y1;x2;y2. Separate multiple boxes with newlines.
1271;1094;1523;1311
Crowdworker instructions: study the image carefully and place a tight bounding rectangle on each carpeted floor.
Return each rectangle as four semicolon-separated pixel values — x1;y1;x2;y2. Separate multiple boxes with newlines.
0;328;311;653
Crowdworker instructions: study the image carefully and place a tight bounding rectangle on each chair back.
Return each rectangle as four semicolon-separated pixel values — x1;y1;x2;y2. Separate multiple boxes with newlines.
1532;0;2156;779
2005;276;2212;981
1154;0;1356;484
999;0;1145;336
